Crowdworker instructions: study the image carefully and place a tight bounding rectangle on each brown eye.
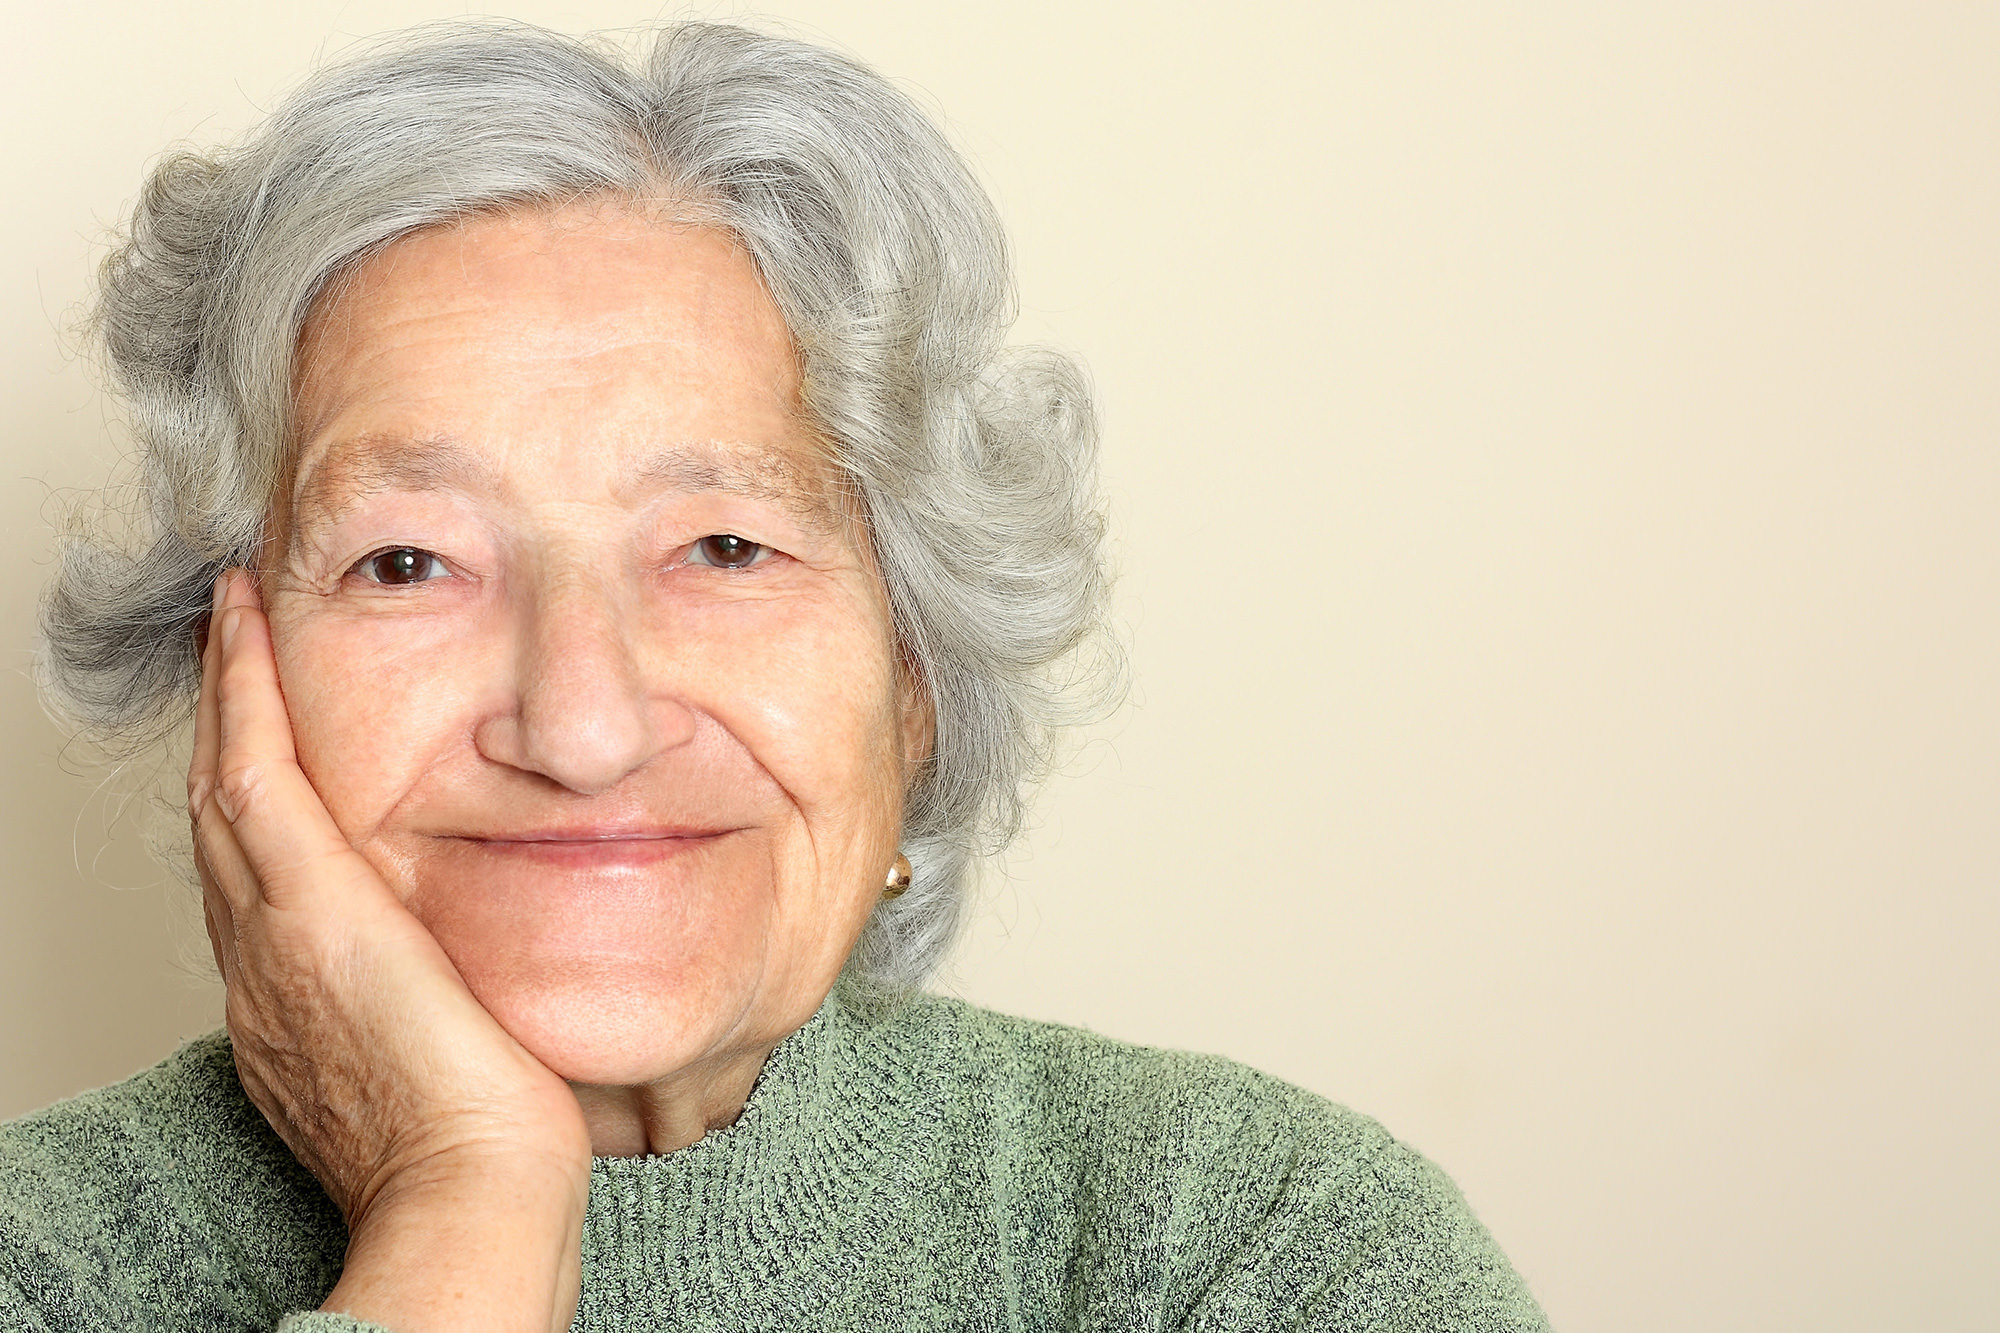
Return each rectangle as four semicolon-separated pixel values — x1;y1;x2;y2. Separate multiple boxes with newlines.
690;534;768;569
361;548;445;584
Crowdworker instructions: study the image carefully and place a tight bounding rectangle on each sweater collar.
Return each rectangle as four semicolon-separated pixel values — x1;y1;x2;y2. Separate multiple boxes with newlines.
577;978;940;1310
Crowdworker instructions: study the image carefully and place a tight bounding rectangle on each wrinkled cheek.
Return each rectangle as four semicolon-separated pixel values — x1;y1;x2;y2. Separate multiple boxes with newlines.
715;629;906;803
267;617;477;846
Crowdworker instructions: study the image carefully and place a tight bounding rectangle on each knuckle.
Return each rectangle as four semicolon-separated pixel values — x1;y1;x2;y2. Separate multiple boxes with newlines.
215;760;265;823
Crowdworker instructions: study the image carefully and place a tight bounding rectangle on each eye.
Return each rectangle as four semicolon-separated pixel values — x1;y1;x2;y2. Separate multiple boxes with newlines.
354;547;449;585
686;534;772;570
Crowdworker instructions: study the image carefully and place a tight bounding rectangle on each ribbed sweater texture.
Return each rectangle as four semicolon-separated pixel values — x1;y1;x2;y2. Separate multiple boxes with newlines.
0;983;1549;1331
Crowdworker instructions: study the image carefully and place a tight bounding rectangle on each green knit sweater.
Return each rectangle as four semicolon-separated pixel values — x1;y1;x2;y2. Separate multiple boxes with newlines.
0;983;1548;1331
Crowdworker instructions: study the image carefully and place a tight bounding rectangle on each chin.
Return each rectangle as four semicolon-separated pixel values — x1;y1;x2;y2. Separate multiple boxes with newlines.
472;962;753;1087
403;842;778;1088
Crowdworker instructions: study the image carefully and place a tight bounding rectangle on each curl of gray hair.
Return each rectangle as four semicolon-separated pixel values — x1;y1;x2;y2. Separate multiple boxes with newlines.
38;20;1122;990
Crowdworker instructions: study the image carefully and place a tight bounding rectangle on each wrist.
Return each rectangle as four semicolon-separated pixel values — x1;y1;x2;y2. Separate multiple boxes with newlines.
323;1154;588;1333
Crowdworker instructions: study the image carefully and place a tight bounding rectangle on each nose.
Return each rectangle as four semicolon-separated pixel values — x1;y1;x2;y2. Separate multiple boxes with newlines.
474;571;693;794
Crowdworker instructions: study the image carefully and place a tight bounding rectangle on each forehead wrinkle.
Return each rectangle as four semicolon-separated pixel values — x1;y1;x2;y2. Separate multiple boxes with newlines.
288;433;496;545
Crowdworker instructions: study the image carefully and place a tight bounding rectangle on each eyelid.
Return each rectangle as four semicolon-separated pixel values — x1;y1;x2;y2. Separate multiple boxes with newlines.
348;545;453;584
683;534;776;568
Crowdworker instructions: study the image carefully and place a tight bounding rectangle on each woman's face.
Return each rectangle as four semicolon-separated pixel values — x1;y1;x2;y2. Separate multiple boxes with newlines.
264;202;926;1091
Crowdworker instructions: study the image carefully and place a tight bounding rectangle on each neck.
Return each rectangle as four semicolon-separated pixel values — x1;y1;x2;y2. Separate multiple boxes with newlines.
568;1041;779;1156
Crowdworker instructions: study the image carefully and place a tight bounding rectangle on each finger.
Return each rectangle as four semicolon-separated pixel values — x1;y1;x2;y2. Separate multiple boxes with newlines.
214;572;298;772
198;849;241;988
186;570;230;820
191;571;270;915
193;774;263;916
210;579;383;908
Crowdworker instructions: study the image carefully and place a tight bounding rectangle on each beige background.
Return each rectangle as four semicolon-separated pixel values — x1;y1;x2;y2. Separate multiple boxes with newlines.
5;3;1996;1329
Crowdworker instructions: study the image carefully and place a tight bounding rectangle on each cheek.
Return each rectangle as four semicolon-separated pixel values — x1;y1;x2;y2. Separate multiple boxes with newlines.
268;606;483;841
677;597;906;824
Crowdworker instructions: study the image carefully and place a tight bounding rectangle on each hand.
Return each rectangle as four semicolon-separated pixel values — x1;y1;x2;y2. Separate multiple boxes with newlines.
190;570;590;1333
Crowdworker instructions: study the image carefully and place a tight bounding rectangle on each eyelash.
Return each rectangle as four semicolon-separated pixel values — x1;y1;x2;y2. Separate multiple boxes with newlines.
344;534;776;586
683;534;774;570
350;547;450;586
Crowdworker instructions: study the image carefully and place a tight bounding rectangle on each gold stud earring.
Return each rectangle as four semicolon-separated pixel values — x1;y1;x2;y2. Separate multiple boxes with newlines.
883;852;913;900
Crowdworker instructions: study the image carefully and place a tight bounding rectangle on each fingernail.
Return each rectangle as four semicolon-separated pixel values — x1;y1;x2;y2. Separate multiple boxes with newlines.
212;570;230;613
219;607;239;653
214;781;239;824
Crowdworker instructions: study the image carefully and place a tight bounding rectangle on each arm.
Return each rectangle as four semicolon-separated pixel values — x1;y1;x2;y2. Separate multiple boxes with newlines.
192;571;589;1332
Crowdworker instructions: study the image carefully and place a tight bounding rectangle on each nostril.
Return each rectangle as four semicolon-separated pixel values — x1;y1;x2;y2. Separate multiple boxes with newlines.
526;715;655;794
493;677;691;795
484;592;695;793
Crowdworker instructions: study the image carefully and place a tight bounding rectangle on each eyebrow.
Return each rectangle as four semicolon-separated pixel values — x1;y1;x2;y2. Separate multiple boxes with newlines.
289;433;493;535
286;433;845;542
623;444;844;530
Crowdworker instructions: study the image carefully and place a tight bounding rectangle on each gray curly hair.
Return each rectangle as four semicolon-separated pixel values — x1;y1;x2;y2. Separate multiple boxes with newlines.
39;20;1120;988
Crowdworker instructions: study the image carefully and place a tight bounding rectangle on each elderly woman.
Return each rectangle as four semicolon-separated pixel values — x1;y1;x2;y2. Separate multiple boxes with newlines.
1;21;1546;1333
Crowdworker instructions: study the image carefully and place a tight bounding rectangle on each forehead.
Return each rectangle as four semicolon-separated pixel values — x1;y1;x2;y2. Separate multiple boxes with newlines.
290;432;848;538
284;203;842;529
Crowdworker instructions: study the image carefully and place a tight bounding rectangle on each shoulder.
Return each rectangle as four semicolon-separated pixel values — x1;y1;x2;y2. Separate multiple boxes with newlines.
3;1031;238;1176
0;1031;252;1249
0;1034;345;1332
869;987;1400;1183
862;990;1550;1331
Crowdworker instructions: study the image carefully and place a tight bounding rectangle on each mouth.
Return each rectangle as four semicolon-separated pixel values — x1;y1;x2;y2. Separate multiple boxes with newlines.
481;824;734;842
455;825;739;867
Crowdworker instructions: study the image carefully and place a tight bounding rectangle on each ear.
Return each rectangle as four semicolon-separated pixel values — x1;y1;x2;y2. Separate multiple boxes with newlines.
896;654;935;774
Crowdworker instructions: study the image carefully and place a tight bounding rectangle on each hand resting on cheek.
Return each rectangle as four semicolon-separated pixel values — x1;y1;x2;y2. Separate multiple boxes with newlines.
190;569;590;1333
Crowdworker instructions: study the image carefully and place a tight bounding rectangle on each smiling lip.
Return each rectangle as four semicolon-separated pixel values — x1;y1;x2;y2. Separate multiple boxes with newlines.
457;826;737;865
475;826;733;843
